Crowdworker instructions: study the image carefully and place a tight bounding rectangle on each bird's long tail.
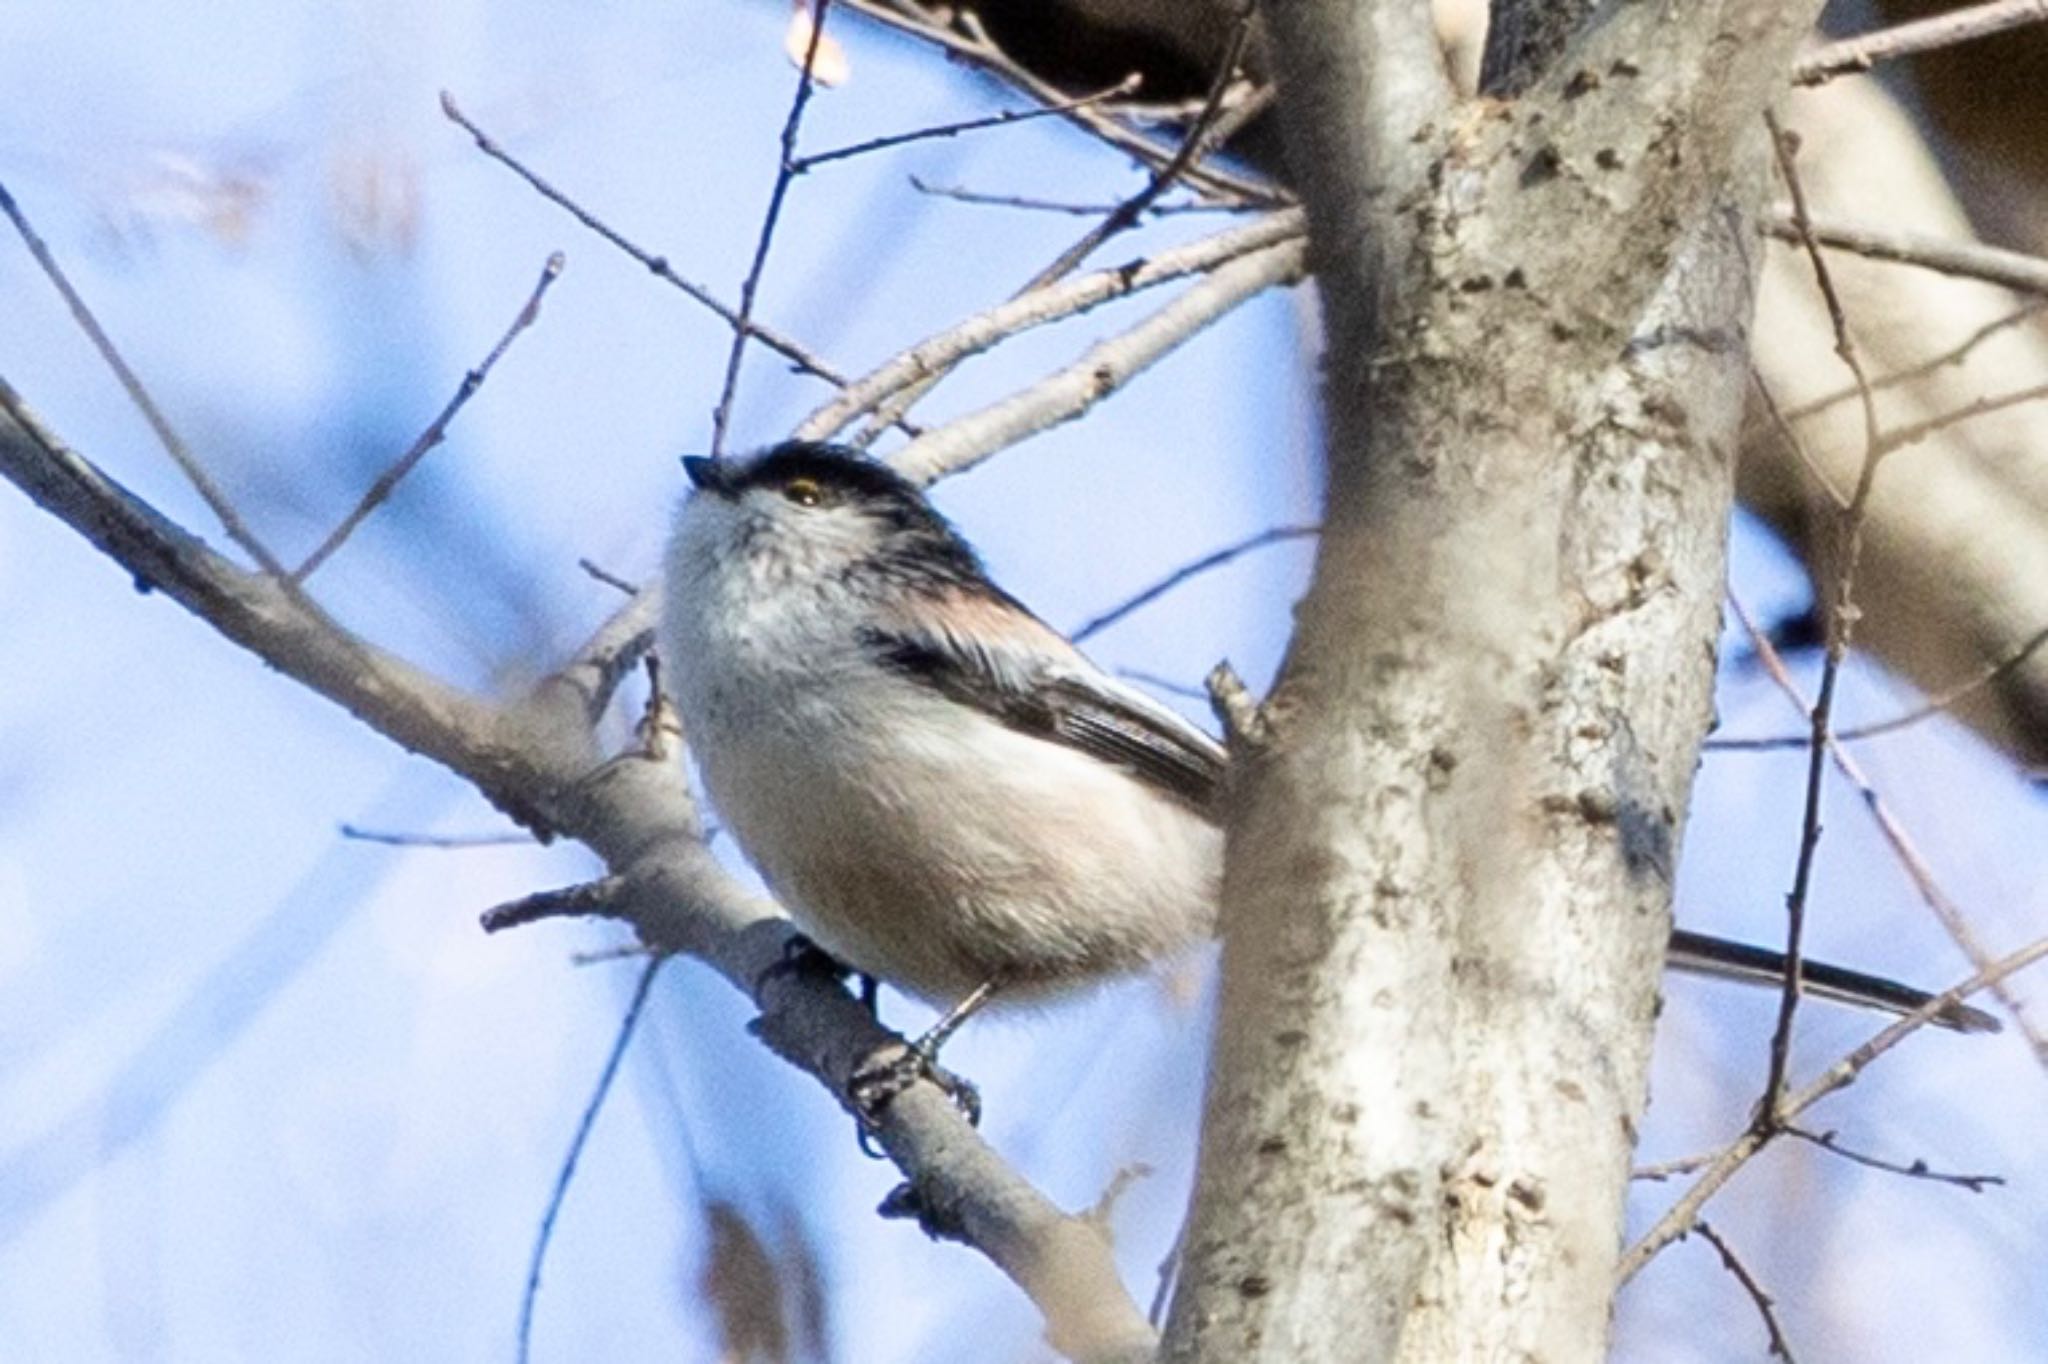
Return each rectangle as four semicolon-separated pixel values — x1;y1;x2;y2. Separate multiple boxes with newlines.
1666;929;2000;1034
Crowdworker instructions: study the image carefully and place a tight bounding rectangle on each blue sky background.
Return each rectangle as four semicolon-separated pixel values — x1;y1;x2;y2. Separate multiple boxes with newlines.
1;2;2041;1360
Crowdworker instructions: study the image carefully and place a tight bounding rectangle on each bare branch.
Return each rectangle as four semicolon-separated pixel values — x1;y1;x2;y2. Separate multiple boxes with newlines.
0;380;1152;1358
909;178;1252;217
710;0;834;457
887;238;1304;485
853;9;1264;446
1764;211;2048;296
295;252;565;581
538;587;661;732
0;378;532;818
1202;659;1265;750
836;0;1282;204
519;957;666;1364
1780;299;2048;427
339;824;534;849
1871;376;2048;456
1795;0;2048;87
1690;1221;1800;1363
1708;619;2048;750
796;210;1303;443
793;75;1141;171
1618;932;2048;1281
577;557;640;596
436;91;890;421
1022;5;1257;292
1785;1125;2005;1193
1758;111;1887;1119
1070;524;1318;643
1724;595;2048;1067
1631;1150;1720;1183
483;876;635;933
0;177;292;580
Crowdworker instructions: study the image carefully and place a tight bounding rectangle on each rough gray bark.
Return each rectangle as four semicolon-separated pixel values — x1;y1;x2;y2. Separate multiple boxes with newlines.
1160;2;1821;1359
1479;0;1597;96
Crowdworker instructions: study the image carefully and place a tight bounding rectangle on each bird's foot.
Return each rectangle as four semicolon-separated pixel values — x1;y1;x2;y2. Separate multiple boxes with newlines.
755;936;881;1020
755;933;848;995
849;1040;983;1131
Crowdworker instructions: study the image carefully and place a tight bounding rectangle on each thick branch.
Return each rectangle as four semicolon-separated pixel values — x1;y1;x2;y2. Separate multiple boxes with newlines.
0;383;1151;1363
890;239;1304;485
1256;0;1449;375
795;209;1304;443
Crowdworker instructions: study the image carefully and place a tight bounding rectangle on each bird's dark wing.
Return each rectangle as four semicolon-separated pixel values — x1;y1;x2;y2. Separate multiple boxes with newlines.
861;608;1226;817
1666;929;2000;1034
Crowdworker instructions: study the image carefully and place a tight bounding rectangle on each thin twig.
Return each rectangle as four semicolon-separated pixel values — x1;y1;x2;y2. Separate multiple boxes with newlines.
0;178;292;580
909;177;1252;218
339;824;533;848
1749;366;1849;510
295;253;564;581
517;956;666;1364
794;76;1140;171
709;0;833;457
1758;112;1888;1121
796;210;1303;442
1870;376;2048;456
1785;1125;2004;1193
1708;619;2048;750
577;557;639;595
1070;524;1318;643
1780;299;2048;427
483;876;633;934
1618;932;2048;1281
1726;595;2048;1068
1795;0;2048;86
1690;1221;1799;1363
854;4;1261;446
1762;211;2048;296
436;92;893;425
1021;5;1257;293
1200;81;1277;153
835;0;1283;205
571;943;655;967
1631;1149;1720;1182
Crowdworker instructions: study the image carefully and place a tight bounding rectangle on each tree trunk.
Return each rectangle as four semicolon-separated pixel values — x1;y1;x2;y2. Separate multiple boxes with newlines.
1162;3;1823;1358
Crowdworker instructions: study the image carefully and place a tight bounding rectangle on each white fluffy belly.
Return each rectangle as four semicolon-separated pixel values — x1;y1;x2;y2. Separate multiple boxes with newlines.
698;693;1220;1006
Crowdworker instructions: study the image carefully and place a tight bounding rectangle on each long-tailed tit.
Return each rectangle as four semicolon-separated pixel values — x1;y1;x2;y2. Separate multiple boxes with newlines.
660;441;1998;1052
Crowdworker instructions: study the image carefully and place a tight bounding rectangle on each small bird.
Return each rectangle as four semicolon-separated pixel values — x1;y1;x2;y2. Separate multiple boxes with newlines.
660;441;1997;1054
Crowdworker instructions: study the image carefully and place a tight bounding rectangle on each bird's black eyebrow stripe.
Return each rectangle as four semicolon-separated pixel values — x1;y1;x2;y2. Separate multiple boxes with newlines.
723;441;922;504
712;441;993;591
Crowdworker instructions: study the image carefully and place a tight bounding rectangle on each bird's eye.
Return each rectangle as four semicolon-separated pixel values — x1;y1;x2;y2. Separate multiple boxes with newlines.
783;477;826;508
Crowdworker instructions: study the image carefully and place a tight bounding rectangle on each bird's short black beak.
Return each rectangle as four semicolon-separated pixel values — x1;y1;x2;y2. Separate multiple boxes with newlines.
682;455;734;498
